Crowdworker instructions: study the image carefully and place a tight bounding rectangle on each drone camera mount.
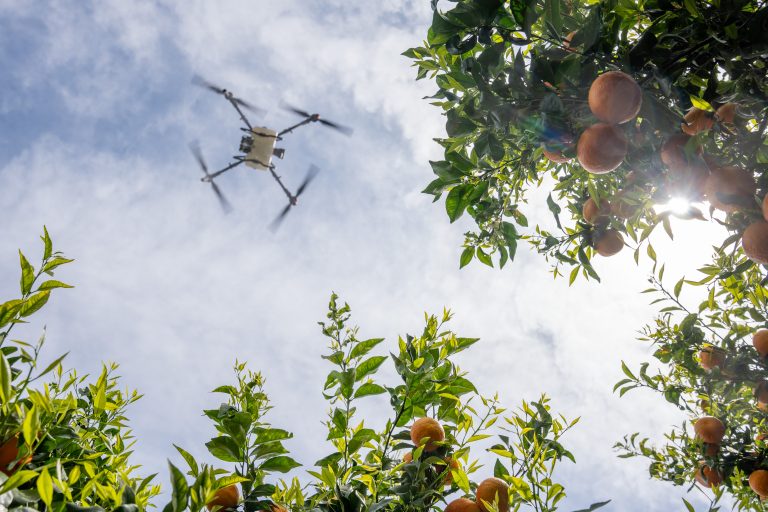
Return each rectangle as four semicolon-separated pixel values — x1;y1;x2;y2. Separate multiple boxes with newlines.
273;148;286;159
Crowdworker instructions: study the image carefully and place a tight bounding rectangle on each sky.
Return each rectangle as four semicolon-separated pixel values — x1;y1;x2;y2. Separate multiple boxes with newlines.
0;1;733;510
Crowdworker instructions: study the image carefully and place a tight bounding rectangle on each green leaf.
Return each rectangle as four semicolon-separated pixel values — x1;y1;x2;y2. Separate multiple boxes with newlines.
22;406;39;445
571;500;611;512
0;352;11;404
258;456;301;473
36;352;68;381
460;247;474;268
445;184;471;222
41;227;52;260
354;356;387;381
476;248;493;267
37;280;73;291
349;338;384;360
205;436;242;462
19;291;50;318
167;461;189;512
353;383;387;399
41;257;74;274
173;445;199;476
547;194;562;229
36;468;53;507
18;252;34;295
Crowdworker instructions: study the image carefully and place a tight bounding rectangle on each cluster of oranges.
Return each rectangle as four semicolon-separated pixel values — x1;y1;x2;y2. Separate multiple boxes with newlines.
409;418;510;512
693;329;768;497
541;67;768;262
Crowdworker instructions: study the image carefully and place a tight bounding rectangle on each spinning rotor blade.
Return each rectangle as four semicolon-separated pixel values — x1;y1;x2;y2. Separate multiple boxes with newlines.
192;75;265;115
269;165;320;232
210;180;233;214
282;103;312;118
188;141;210;176
191;75;225;94
189;141;232;213
296;164;320;197
318;118;353;136
270;203;293;232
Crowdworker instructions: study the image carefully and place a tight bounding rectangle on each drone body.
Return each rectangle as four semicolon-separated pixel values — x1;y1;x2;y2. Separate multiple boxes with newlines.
189;75;352;229
242;127;279;171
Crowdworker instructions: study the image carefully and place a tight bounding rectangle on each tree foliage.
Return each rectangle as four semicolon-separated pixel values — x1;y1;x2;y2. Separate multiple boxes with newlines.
406;0;768;280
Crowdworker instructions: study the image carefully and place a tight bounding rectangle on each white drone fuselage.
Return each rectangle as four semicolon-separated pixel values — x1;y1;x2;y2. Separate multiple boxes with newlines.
245;127;279;170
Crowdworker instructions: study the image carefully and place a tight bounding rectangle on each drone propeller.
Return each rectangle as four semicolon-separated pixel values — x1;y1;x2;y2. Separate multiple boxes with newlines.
189;141;233;214
282;103;353;136
270;164;320;231
191;75;265;115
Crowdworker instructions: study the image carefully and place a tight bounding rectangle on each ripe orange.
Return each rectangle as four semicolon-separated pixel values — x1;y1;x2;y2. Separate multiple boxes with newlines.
403;452;413;463
562;31;577;52
704;443;720;457
693;417;725;444
703;166;756;212
476;477;509;512
698;346;726;370
756;382;768;408
269;504;288;512
594;229;624;257
435;457;459;485
582;198;611;224
716;103;737;124
410;417;445;452
206;484;240;512
660;134;699;172
588;71;642;124
750;469;768;497
542;147;570;163
445;498;481;512
0;435;30;476
577;123;628;174
681;108;714;135
695;463;723;487
754;329;768;358
763;195;768;221
742;221;768;265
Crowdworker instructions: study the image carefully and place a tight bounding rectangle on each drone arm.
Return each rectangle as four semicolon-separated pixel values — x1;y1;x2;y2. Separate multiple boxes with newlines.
268;166;296;204
228;99;253;131
208;158;246;180
277;118;313;137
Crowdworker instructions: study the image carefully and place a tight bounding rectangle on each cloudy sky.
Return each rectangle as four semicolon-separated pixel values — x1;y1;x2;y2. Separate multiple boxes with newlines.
0;1;731;510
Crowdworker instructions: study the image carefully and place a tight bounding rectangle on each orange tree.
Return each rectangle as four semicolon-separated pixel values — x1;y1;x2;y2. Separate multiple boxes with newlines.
0;232;606;511
406;0;768;508
164;294;609;512
405;0;768;279
0;229;159;511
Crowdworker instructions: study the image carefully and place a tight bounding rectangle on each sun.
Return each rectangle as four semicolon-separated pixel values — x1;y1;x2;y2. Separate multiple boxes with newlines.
655;196;695;216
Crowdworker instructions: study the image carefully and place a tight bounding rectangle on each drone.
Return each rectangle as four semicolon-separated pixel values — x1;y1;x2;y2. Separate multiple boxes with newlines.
190;75;352;229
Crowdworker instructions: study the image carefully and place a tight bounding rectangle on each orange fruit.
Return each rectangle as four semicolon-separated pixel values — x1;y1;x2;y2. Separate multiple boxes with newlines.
704;443;720;457
681;108;714;135
403;452;413;463
476;477;509;512
716;103;737;124
742;221;768;265
763;195;768;221
756;382;768;407
562;31;578;52
270;505;288;512
699;399;711;413
435;457;459;485
588;71;642;124
694;417;725;444
206;484;240;512
695;463;723;487
594;229;624;257
0;435;30;476
750;470;768;497
703;166;756;212
660;134;700;172
582;198;611;224
754;329;768;358
577;123;628;174
445;498;481;512
542;147;570;163
698;346;726;370
410;417;445;452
